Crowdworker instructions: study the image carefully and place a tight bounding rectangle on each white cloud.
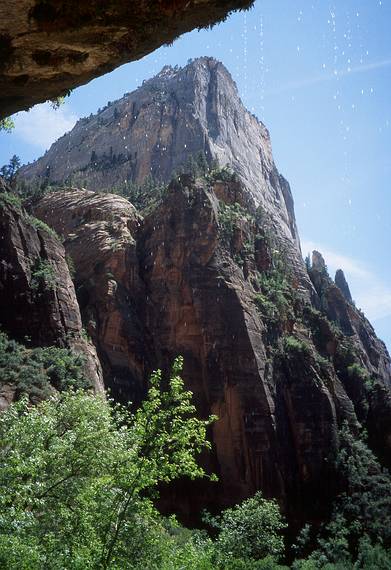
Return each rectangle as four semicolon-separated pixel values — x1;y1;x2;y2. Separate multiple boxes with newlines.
13;103;78;150
302;240;391;322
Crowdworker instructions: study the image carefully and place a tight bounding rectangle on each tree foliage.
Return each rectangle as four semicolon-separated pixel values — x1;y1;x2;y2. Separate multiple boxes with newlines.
0;330;90;400
0;154;21;183
1;341;390;568
0;117;15;133
123;175;166;212
208;492;287;564
0;357;216;569
293;426;391;568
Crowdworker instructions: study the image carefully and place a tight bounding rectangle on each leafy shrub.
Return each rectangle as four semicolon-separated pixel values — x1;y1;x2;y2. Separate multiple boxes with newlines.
28;215;60;240
254;292;281;321
0;330;89;399
14;177;59;204
297;426;391;568
0;191;22;211
117;175;166;212
174;150;211;179
302;305;340;345
346;363;368;383
208;164;238;183
221;557;288;569
333;342;376;401
218;201;253;247
283;335;312;356
282;335;330;371
30;258;56;293
355;538;391;570
207;492;287;564
255;269;293;324
0;117;15;133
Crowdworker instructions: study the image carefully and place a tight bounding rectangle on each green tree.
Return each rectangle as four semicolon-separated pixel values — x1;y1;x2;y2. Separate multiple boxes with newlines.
196;150;210;175
0;357;216;569
49;90;72;110
124;175;166;212
0;154;21;183
296;425;391;568
208;492;287;564
0;117;15;133
331;426;391;551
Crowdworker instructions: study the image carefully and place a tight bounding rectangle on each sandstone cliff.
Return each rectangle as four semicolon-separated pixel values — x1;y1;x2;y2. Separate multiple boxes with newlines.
33;177;391;526
31;188;145;401
22;57;309;312
0;1;253;119
14;59;391;526
21;59;300;250
0;185;103;403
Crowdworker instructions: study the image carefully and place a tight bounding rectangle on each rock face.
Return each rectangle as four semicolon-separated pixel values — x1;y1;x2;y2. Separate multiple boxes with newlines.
0;0;253;119
335;268;353;303
32;188;145;400
17;59;391;525
0;188;103;396
33;178;391;526
21;58;300;253
307;253;391;469
309;252;390;381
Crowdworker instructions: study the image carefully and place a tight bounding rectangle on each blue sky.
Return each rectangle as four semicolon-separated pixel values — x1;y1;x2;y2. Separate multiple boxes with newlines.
1;0;390;350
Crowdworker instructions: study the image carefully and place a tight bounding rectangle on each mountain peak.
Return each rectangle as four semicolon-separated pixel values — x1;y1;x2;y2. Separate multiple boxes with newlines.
137;56;239;103
20;58;298;248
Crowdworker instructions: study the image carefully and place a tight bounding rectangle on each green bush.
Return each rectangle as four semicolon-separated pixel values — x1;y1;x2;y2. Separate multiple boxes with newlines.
254;292;280;321
208;492;287;564
0;191;22;211
28;216;60;240
355;538;391;569
30;258;56;293
254;269;293;324
297;426;391;568
218;201;253;248
120;175;166;212
174;150;211;179
1;332;390;569
346;363;368;383
302;305;340;347
0;117;15;133
0;330;89;399
283;335;312;356
208;164;238;183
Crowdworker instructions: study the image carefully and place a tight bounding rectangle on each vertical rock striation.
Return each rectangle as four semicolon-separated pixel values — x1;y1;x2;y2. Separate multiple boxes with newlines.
335;268;353;303
0;187;103;396
21;58;300;252
33;178;391;525
17;58;391;524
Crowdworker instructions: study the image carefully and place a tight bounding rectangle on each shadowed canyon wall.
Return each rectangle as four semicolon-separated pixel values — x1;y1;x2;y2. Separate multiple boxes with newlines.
4;58;391;526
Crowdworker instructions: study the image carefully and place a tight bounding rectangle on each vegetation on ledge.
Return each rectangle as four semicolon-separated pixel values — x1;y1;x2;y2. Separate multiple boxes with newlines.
0;330;89;400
